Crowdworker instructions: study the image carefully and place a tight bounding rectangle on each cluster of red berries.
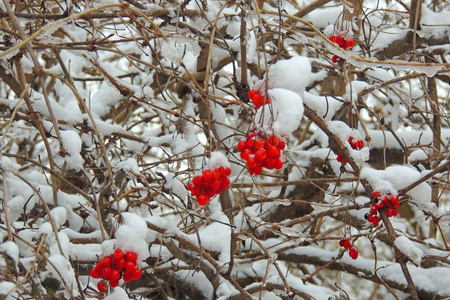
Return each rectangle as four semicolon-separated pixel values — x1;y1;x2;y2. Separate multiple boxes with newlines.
188;167;231;205
337;137;364;164
348;137;364;150
339;238;358;260
237;131;285;176
248;89;271;109
329;34;355;63
365;191;400;226
90;249;142;292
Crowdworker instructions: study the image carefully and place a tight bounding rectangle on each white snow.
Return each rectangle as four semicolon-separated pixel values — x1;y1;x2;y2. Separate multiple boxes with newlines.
49;206;68;229
254;88;304;138
47;254;80;298
394;235;424;266
112;212;151;263
164;172;189;202
206;151;231;170
253;56;311;95
0;281;16;299
0;241;19;267
104;287;131;300
115;157;140;174
420;4;450;39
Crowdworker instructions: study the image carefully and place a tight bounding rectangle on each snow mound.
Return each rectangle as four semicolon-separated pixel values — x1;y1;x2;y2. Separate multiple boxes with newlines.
395;235;424;266
255;88;304;138
254;56;311;94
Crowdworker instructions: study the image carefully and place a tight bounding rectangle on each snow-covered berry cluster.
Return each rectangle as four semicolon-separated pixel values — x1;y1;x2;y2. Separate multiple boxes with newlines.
339;238;358;260
237;130;285;176
188;167;231;205
365;191;399;226
337;137;364;164
248;89;271;109
90;249;142;292
348;137;364;150
329;34;355;63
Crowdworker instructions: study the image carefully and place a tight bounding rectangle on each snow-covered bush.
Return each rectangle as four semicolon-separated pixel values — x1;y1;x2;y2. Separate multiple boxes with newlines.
0;0;449;299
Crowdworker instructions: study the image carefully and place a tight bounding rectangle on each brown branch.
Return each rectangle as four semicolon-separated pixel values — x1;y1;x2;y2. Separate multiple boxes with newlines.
398;159;450;196
277;249;443;299
146;221;253;299
293;0;333;19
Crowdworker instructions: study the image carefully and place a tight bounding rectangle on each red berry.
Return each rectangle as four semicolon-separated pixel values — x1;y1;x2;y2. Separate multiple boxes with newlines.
192;176;203;186
113;249;124;261
270;136;280;147
123;272;133;282
205;188;215;198
255;149;266;161
336;34;344;47
329;35;336;43
372;216;379;226
249;166;262;176
202;169;213;181
255;139;265;149
125;251;137;262
218;166;225;175
197;194;209;205
102;256;112;267
211;180;221;191
225;167;231;176
248;89;257;99
264;157;276;169
337;153;343;163
343;239;352;249
247;137;256;149
247;156;257;168
349;248;358;260
193;186;202;196
371;203;378;213
390;195;399;202
237;140;247;152
275;159;283;170
221;177;230;190
267;145;280;157
213;169;221;180
125;261;136;272
372;191;380;198
115;259;126;270
339;239;344;247
97;281;107;292
345;39;355;49
241;149;252;160
132;268;142;280
332;55;339;63
111;269;121;280
102;267;112;279
358;140;364;149
252;94;262;106
90;267;101;279
277;140;285;150
387;209;394;217
110;280;119;288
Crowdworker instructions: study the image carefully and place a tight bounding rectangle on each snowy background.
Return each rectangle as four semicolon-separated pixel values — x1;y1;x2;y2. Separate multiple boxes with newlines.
0;0;449;299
